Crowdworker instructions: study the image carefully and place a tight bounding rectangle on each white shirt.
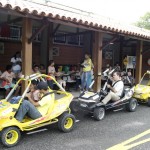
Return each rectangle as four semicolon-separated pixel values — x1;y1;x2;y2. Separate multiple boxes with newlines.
1;71;15;83
112;80;124;96
11;57;22;71
48;66;55;78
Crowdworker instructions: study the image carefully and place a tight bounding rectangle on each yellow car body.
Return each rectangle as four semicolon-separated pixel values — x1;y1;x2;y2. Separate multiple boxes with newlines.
0;74;75;147
133;70;150;103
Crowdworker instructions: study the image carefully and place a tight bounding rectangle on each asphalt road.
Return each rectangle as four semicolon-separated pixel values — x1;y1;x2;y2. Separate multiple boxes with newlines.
1;102;150;150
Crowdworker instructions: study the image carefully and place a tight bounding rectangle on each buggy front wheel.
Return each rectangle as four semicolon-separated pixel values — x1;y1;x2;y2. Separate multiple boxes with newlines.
126;98;137;112
93;107;105;121
58;113;75;132
1;127;21;147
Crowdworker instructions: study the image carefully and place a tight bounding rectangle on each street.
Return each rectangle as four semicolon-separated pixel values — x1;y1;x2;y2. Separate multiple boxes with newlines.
1;102;150;150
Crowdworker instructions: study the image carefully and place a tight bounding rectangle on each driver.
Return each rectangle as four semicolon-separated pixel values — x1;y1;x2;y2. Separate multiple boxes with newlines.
15;81;54;122
101;71;124;105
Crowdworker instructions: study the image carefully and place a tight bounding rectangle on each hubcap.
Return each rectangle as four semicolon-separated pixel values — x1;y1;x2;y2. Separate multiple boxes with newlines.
5;130;19;144
64;118;73;129
98;108;105;119
131;101;136;110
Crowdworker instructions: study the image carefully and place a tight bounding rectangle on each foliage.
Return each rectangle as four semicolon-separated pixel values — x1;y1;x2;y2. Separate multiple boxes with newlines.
135;12;150;30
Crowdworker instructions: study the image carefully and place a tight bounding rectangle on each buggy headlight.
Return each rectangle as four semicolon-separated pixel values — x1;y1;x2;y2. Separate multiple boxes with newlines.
127;90;134;97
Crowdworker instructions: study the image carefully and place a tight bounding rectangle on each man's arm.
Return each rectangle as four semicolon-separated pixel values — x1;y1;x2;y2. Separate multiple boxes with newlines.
107;84;117;93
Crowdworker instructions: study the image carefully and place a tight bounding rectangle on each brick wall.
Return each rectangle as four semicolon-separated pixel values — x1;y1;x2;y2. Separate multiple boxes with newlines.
52;44;83;65
0;41;40;71
0;41;149;74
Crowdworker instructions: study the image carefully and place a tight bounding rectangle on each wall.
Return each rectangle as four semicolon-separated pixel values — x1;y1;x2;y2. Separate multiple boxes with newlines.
0;40;149;74
52;44;83;65
0;41;40;71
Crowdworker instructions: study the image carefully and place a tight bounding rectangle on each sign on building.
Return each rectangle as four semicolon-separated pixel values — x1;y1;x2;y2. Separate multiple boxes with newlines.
127;56;136;69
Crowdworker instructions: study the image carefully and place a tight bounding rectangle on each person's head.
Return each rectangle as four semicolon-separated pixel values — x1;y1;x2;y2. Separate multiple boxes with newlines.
49;60;54;66
84;53;90;59
40;64;45;70
112;71;121;81
106;64;110;68
33;65;39;73
128;68;132;72
109;66;112;70
14;52;21;59
30;80;38;91
115;62;120;66
37;81;48;94
6;65;12;73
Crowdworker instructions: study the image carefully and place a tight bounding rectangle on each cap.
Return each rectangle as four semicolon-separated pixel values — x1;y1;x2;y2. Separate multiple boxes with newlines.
37;81;48;90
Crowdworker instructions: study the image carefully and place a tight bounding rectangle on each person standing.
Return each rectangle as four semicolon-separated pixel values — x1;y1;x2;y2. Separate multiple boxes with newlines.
10;52;22;75
81;53;92;91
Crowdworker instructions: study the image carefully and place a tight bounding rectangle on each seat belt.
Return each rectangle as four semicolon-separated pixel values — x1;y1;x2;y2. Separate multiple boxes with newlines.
40;91;54;100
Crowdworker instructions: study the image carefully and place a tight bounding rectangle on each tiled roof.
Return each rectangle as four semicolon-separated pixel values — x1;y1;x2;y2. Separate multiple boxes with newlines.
0;0;150;40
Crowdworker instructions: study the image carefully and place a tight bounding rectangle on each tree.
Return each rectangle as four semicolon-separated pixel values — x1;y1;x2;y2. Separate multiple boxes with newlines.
135;12;150;30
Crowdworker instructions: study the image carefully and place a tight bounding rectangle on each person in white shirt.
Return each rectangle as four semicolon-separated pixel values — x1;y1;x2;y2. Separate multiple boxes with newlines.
10;52;22;74
101;71;124;105
0;65;20;96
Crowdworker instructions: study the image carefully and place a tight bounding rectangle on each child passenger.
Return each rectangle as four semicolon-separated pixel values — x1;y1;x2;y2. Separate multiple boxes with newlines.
25;80;40;102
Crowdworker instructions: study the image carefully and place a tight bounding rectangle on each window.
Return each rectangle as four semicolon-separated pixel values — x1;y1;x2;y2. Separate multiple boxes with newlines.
54;32;66;43
10;26;21;39
32;28;41;41
67;35;79;45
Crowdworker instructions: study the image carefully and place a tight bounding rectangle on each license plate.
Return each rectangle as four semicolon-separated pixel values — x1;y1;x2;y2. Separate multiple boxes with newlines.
80;103;87;107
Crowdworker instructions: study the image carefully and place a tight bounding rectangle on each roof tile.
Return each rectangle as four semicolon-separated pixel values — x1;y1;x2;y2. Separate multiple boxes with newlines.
0;0;150;39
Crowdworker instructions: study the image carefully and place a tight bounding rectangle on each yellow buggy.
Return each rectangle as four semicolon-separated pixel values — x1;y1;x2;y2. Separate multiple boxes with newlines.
133;70;150;106
0;74;75;147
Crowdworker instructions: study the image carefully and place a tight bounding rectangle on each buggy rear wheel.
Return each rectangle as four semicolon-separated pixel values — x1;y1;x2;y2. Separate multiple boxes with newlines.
126;98;137;112
1;127;21;147
58;113;75;132
93;107;105;121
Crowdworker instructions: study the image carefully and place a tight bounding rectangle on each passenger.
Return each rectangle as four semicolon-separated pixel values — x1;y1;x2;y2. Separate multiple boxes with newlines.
26;80;40;102
101;71;124;105
0;65;20;96
15;81;54;122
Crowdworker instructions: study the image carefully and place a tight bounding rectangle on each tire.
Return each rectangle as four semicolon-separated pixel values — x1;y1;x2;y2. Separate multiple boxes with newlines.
58;113;76;132
1;127;21;147
70;100;79;113
147;98;150;107
93;107;105;121
126;98;137;112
